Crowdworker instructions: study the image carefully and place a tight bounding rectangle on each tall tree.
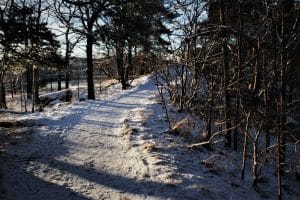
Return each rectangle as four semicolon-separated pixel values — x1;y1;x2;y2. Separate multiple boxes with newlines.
63;0;110;99
52;0;81;90
0;0;60;109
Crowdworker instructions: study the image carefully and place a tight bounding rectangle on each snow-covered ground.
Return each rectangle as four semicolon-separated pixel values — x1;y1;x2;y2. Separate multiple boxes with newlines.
0;75;299;200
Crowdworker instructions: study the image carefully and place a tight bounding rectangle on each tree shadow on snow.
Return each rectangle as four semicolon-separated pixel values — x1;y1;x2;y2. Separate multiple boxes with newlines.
34;158;201;200
0;127;202;200
0;131;89;200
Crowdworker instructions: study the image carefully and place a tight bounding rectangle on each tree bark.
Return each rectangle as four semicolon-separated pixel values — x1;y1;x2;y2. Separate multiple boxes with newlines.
125;43;132;85
26;65;33;99
116;40;126;90
207;77;214;141
65;69;70;89
234;0;243;151
58;73;62;91
65;28;71;89
279;2;288;174
252;141;258;188
241;113;250;180
34;68;39;103
219;0;231;148
0;73;7;109
86;33;95;99
31;67;35;113
263;51;271;150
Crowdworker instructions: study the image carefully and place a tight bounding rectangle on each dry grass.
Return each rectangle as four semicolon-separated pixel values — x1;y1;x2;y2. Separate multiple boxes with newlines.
168;118;200;142
119;197;131;200
141;142;158;152
121;126;134;137
120;119;137;139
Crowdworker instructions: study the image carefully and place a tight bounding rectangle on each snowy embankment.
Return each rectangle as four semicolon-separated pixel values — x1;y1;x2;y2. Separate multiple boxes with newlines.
39;89;72;106
0;75;299;200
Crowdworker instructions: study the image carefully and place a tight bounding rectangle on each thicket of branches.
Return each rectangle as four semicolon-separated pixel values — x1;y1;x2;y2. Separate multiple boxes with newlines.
156;1;299;199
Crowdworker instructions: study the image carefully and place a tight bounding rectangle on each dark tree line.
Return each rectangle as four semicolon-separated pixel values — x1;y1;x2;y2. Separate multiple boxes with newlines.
0;0;63;110
0;0;176;108
53;0;175;98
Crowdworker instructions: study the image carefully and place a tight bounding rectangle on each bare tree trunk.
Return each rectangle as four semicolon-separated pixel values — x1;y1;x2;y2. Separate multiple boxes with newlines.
179;64;185;112
31;67;35;113
234;0;243;151
207;77;214;141
34;68;39;104
277;108;282;200
252;141;258;187
271;6;282;200
65;29;71;89
116;40;126;90
86;33;95;99
65;68;70;89
219;0;231;148
263;51;271;150
125;43;132;85
241;113;250;180
279;3;287;173
0;74;7;109
58;72;62;91
20;78;23;111
50;78;53;92
10;79;14;99
252;131;261;188
21;77;27;112
26;65;33;99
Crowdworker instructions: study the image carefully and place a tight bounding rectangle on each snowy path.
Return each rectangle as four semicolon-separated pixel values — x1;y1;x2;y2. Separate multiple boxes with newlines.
1;75;288;200
0;76;195;200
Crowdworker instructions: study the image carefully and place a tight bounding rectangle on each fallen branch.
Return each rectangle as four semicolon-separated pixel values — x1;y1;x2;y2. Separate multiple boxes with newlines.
187;139;224;150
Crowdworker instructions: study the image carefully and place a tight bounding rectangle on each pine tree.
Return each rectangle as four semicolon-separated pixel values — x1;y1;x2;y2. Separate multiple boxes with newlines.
104;0;174;89
0;0;60;109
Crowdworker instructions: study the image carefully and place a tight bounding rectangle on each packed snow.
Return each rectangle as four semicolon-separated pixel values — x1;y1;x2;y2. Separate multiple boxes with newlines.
0;75;299;200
